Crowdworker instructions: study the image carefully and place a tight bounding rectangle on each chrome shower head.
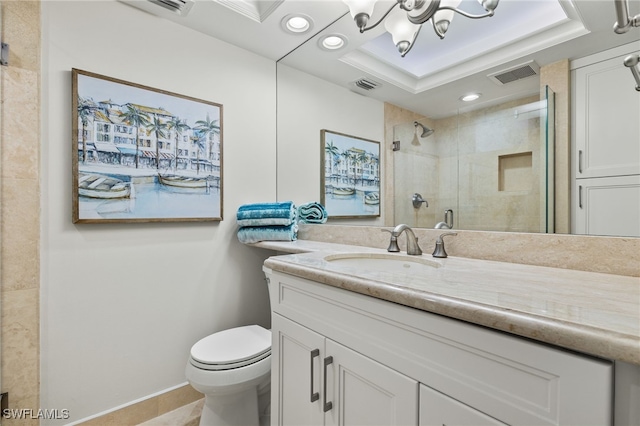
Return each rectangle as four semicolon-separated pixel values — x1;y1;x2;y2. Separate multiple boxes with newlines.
414;121;434;138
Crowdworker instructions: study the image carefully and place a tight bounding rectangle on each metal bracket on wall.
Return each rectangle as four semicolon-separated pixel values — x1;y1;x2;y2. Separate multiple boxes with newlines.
392;140;400;151
1;42;9;66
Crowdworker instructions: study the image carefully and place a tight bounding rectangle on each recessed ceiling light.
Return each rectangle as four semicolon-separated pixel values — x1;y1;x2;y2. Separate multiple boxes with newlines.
319;34;347;51
281;14;313;35
460;93;481;102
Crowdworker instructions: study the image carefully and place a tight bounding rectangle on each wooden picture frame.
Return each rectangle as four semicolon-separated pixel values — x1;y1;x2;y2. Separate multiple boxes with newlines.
321;129;380;219
72;69;223;223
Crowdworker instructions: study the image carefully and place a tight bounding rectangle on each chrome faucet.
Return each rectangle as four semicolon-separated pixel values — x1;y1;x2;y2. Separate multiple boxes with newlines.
382;224;422;255
434;209;454;229
432;232;457;258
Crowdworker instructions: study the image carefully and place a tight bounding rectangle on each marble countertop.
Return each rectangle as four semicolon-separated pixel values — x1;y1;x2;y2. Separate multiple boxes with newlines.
254;240;640;365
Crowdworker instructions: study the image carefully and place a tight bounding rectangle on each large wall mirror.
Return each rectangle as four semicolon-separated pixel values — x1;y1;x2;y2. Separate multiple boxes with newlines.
276;0;640;237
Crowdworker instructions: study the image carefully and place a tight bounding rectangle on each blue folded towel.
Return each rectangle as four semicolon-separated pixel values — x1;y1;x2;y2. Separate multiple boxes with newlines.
236;201;296;227
297;202;328;224
237;224;298;244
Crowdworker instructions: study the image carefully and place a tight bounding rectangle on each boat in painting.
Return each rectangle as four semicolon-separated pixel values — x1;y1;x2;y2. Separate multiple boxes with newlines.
364;192;380;205
158;174;209;189
333;187;355;196
78;173;132;199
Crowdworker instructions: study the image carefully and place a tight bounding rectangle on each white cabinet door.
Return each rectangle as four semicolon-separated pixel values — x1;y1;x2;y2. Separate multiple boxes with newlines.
574;175;640;237
326;339;418;426
573;52;640;179
272;313;325;426
273;313;419;426
420;384;507;426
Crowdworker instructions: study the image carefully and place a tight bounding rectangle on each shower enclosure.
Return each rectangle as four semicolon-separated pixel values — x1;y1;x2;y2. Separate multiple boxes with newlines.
393;87;555;233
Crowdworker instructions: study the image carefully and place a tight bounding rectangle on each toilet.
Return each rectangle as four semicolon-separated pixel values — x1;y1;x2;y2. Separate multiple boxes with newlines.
185;325;272;426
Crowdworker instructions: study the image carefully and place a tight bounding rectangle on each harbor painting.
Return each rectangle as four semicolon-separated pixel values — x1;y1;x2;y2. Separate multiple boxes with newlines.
321;129;380;219
72;69;223;223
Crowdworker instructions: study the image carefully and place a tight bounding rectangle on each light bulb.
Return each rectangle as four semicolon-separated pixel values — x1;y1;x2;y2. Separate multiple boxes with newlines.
343;0;376;19
478;0;499;12
384;7;420;56
433;0;461;37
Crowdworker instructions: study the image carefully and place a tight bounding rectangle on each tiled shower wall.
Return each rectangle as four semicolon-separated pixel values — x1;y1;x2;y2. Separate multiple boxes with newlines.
383;60;570;233
1;1;41;424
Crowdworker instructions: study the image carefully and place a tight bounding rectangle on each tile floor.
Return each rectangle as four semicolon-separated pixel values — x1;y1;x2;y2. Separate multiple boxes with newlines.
138;399;203;426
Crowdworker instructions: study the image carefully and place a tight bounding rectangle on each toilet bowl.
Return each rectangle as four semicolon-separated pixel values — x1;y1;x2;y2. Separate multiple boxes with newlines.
186;325;271;426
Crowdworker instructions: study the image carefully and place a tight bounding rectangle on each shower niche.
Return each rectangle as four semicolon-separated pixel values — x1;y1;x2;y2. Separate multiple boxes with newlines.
498;151;533;192
393;87;555;233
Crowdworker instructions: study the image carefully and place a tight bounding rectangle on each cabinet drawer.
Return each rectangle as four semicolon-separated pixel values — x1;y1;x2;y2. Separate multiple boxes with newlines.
420;384;507;426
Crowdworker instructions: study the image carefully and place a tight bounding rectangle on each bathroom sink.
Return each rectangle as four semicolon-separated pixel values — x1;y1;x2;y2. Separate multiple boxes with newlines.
323;253;441;273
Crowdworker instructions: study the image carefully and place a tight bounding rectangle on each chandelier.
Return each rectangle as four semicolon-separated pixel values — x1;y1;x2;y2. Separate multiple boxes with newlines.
613;0;640;91
343;0;499;57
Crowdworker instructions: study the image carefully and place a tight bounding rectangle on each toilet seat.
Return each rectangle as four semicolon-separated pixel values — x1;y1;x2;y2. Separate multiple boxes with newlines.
190;325;271;371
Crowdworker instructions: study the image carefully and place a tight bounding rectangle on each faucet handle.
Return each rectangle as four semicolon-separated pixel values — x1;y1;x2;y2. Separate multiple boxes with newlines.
381;229;400;252
432;232;457;258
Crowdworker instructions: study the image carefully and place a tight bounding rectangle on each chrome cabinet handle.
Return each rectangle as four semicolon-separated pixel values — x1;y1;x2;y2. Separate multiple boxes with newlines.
579;185;583;209
323;356;333;412
578;150;583;174
310;349;320;402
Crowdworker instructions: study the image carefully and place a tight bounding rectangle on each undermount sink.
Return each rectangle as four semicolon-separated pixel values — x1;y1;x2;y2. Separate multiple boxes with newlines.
324;253;441;273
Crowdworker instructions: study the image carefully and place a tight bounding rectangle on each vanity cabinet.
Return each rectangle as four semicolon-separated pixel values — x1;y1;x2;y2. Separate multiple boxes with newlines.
266;268;613;426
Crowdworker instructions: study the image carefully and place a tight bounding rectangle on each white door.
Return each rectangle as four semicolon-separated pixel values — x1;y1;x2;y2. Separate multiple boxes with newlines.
573;52;640;179
272;314;325;426
574;175;640;237
326;339;419;426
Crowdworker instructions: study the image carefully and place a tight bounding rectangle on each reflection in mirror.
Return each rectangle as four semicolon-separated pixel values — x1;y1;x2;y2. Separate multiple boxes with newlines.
275;2;639;237
393;88;555;233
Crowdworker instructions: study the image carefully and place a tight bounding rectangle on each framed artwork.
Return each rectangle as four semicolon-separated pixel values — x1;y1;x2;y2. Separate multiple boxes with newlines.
72;69;223;223
321;129;380;219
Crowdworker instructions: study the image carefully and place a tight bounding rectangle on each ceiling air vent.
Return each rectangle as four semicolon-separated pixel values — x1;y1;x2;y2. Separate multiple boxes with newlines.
352;78;381;91
488;61;539;86
147;0;194;15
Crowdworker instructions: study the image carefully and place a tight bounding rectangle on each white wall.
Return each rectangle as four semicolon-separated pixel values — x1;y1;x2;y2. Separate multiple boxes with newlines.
276;63;385;225
41;1;276;423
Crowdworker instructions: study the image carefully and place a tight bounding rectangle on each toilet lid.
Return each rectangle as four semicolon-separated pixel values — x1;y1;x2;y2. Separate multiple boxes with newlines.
190;325;271;370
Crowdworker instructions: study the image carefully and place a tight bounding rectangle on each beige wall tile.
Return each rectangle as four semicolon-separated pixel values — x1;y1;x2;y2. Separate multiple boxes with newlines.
1;67;40;178
157;385;203;415
1;177;39;291
2;0;41;72
1;1;41;423
0;289;39;414
540;60;570;233
79;398;159;426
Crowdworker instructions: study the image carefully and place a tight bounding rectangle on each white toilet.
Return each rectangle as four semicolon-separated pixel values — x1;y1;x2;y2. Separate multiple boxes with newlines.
185;325;271;426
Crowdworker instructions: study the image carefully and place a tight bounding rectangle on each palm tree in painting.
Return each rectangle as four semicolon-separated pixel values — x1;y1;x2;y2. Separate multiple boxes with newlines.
167;116;190;171
194;114;220;165
191;132;207;175
324;140;340;182
347;150;358;188
146;115;168;170
119;104;151;169
77;95;97;164
356;150;369;186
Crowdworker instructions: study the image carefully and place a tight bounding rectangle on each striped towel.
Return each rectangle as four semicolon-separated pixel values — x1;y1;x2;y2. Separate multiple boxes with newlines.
237;223;298;244
297;202;328;224
236;201;296;227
